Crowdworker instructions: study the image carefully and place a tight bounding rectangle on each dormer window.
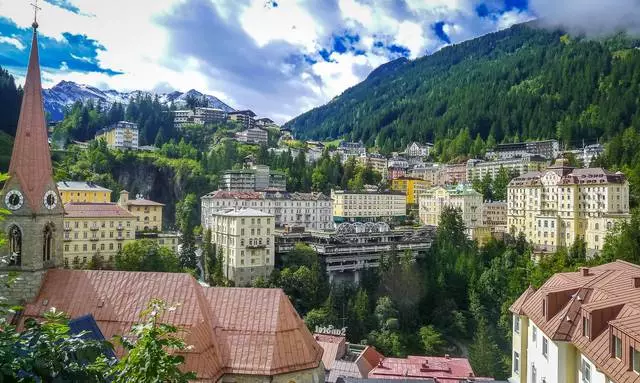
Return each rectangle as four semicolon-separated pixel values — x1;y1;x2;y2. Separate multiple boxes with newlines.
583;316;591;338
542;299;547;318
633;347;640;373
613;335;622;359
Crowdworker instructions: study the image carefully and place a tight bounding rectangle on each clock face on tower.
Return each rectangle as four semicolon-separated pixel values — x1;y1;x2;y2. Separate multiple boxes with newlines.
43;190;58;210
5;190;24;211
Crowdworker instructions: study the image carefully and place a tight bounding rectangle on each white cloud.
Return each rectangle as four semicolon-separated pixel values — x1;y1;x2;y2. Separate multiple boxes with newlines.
0;0;539;123
0;35;25;50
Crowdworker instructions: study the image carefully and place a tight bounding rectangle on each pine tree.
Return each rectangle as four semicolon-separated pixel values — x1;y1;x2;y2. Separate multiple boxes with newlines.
469;316;504;378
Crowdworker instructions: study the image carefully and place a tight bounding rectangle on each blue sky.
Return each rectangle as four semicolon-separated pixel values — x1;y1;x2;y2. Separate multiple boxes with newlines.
0;0;634;122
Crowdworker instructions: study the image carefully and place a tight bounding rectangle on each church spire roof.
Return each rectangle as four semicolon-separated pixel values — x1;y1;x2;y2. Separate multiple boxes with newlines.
8;20;54;210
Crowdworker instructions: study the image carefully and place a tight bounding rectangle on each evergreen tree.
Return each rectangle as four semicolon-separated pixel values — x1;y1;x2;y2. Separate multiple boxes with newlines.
469;316;504;378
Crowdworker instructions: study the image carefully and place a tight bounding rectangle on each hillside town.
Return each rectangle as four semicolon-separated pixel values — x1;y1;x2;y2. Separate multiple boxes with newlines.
1;1;640;382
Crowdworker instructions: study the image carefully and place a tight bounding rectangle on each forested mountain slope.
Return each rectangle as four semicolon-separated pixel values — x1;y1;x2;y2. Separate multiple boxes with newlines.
285;23;640;160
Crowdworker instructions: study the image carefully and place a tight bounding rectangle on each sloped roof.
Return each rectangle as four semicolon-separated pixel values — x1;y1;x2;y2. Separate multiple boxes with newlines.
125;198;164;207
57;181;111;192
314;334;347;370
64;203;134;218
513;260;640;383
21;270;322;382
8;27;53;211
368;355;487;382
509;285;535;315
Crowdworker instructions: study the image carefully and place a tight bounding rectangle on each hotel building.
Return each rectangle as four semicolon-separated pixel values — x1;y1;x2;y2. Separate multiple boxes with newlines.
57;181;111;204
467;155;549;183
507;159;630;251
331;190;406;223
117;190;164;232
390;177;431;206
418;185;483;235
95;121;139;150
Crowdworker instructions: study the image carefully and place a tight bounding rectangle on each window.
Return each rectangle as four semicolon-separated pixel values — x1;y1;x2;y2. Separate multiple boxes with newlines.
583;316;590;338
513;351;520;374
542;337;549;358
542;299;547;317
531;364;536;383
533;325;538;343
613;335;622;359
513;315;520;334
582;359;591;382
633;347;640;373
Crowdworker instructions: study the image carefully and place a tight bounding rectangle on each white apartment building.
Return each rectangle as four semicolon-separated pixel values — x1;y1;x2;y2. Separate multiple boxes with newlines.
95;121;139;149
418;185;483;236
467;155;549;182
221;165;286;192
488;139;559;160
173;107;227;129
405;142;433;158
510;261;640;383
236;127;268;145
407;163;446;187
331;190;406;223
482;201;508;230
201;191;333;231
228;110;257;130
208;208;274;286
507;159;630;251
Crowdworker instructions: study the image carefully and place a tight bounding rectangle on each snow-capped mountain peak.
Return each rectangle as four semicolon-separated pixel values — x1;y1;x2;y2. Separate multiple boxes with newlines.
42;81;236;121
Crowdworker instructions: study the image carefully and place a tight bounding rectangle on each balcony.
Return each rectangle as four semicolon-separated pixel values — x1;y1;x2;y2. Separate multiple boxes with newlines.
90;225;99;231
116;236;125;241
246;244;266;249
64;236;72;242
116;225;124;231
64;226;72;232
90;237;99;242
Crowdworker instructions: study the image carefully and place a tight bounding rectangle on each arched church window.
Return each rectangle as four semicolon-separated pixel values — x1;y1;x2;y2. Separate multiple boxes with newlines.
9;225;21;266
43;224;53;262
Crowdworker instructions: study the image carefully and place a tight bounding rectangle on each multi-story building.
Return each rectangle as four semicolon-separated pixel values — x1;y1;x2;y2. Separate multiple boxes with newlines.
509;260;640;383
255;117;278;129
228;110;257;130
221;165;287;192
95;121;139;149
201;190;333;230
57;181;112;204
482;201;508;230
418;185;483;236
337;141;366;162
276;224;435;283
407;163;446;187
173;107;227;129
62;203;136;268
405;142;433;158
136;231;180;254
507;159;630;251
391;177;431;205
117;190;164;232
357;154;388;179
567;143;605;168
444;163;467;185
467;155;549;183
331;190;406;223
235;127;268;145
208;208;275;285
387;156;409;180
488;139;559;160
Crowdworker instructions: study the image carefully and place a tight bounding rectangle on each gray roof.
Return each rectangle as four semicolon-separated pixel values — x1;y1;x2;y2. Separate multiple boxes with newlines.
57;181;111;192
213;208;273;217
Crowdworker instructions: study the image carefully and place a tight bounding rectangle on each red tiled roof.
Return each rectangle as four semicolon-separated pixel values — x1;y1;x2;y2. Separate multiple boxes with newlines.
512;260;640;383
8;27;53;211
368;355;488;383
509;285;535;315
64;203;134;218
21;270;322;381
314;334;347;370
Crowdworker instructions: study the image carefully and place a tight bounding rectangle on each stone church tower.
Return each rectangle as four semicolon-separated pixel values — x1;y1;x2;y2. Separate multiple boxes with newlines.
0;19;64;303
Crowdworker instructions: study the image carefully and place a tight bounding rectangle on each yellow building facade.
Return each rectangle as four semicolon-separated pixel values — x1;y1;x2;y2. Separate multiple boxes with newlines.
507;160;630;251
418;185;483;236
95;121;139;149
118;191;164;232
391;177;431;205
57;181;112;204
63;203;136;268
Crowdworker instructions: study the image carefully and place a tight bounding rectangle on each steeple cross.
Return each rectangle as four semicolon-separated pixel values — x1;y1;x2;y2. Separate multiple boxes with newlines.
30;0;41;27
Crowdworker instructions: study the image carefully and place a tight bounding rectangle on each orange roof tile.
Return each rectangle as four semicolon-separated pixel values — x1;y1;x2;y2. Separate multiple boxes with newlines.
125;198;164;207
64;203;135;218
21;270;322;381
509;285;535;315
8;27;54;211
314;334;346;370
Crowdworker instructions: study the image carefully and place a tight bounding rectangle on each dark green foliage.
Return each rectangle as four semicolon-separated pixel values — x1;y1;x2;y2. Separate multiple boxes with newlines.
285;23;640;161
115;239;181;272
0;67;22;138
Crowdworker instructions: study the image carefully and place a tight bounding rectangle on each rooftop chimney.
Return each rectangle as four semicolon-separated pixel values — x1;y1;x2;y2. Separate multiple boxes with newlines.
445;354;450;359
633;277;640;288
581;267;590;277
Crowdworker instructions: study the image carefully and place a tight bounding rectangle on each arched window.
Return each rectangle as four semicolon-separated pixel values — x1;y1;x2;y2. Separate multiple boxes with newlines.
43;224;53;262
8;225;21;266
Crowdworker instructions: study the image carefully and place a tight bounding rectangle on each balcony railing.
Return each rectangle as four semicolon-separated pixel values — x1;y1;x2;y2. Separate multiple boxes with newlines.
90;237;99;241
116;236;125;241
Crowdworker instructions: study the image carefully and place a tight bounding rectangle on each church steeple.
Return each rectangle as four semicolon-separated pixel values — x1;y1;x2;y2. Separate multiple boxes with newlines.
0;5;64;304
8;12;54;212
